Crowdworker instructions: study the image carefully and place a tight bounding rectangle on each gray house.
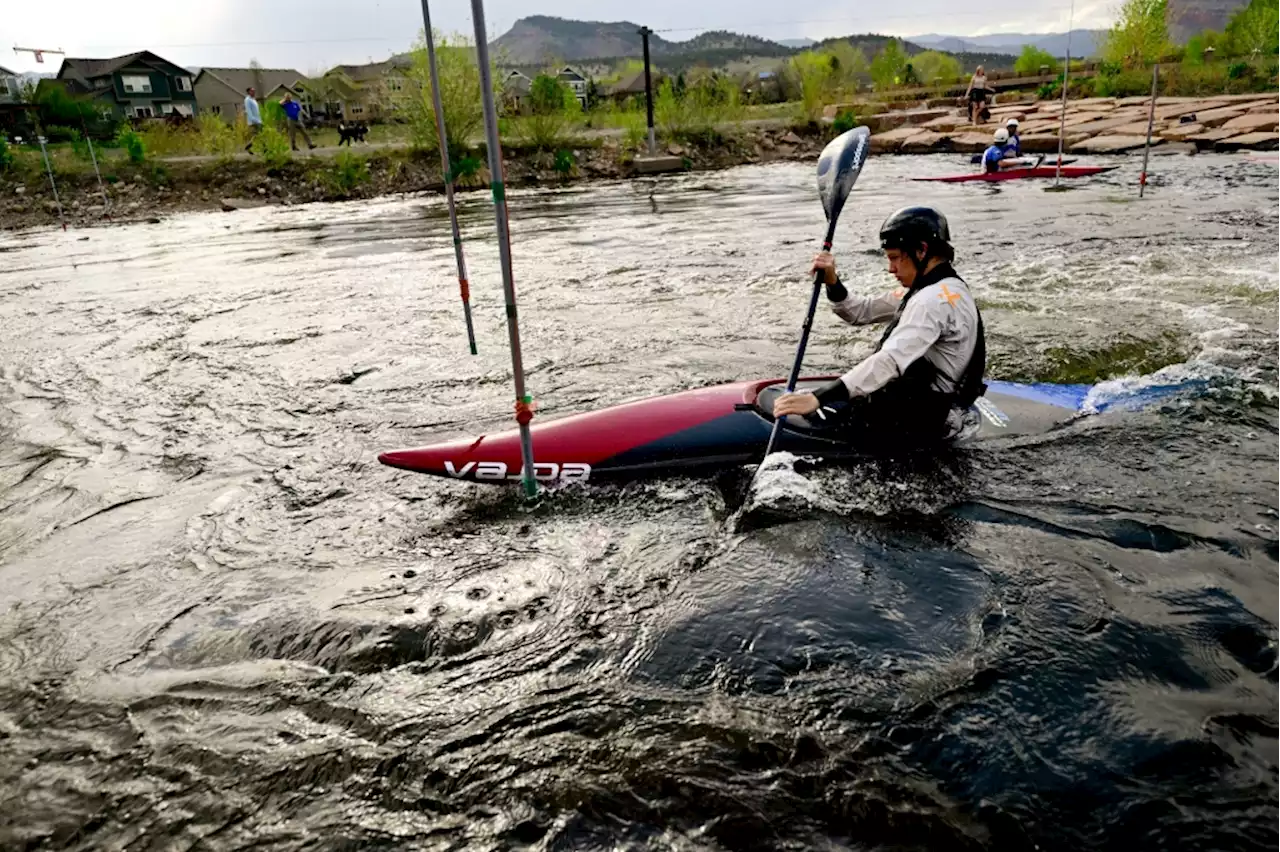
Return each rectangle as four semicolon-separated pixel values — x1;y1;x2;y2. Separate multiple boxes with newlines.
194;67;312;122
0;66;23;104
54;51;197;118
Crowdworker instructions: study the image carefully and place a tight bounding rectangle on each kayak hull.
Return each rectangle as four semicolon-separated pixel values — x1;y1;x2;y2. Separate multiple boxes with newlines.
914;165;1119;183
968;155;1078;167
378;377;1090;485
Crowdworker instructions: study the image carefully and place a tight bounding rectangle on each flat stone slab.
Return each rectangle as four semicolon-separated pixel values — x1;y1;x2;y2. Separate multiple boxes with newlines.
871;126;929;151
1221;113;1278;133
633;155;685;174
1213;132;1279;152
220;197;268;211
901;131;949;153
1160;122;1205;139
921;115;966;131
1069;134;1163;153
1021;132;1090;153
947;131;995;153
1192;106;1248;127
1185;128;1239;148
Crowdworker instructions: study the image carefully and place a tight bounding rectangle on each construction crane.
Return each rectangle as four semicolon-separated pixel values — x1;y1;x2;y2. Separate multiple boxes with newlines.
13;46;65;64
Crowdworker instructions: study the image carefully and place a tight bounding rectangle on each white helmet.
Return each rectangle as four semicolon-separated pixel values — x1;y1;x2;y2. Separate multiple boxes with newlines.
994;128;1010;144
1005;118;1019;129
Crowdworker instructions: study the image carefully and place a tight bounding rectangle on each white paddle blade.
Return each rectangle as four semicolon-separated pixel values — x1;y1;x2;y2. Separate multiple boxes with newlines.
816;126;871;224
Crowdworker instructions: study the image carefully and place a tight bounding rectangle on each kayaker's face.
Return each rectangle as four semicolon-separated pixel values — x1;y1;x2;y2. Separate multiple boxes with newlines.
885;247;924;288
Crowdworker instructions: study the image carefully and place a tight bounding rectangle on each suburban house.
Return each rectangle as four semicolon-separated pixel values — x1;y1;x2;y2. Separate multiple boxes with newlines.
608;68;666;104
0;65;23;104
53;51;197;118
317;57;414;121
556;66;588;108
501;70;532;112
194;67;312;121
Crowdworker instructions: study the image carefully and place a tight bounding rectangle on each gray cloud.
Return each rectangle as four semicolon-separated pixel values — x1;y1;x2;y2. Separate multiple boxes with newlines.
5;0;1113;73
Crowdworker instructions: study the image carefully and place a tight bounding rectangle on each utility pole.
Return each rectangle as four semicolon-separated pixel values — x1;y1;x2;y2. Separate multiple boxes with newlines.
638;26;656;154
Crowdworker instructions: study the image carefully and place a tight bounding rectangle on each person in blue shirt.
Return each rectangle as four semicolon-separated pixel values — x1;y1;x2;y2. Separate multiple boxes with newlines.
243;87;262;153
982;128;1013;173
1004;118;1021;156
281;93;316;151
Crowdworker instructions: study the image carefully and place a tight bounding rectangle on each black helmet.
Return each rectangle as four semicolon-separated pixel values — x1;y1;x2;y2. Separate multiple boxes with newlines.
879;206;952;257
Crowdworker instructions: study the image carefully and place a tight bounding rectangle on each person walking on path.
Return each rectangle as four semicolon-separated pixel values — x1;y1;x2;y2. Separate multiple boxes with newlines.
243;87;262;153
281;93;316;151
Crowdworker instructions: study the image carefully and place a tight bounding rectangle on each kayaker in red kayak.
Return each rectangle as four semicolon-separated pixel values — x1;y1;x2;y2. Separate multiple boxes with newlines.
773;207;987;444
983;129;1017;173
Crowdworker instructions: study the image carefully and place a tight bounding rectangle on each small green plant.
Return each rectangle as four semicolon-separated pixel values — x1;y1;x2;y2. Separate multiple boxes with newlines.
1227;61;1251;79
553;149;575;175
450;152;482;185
0;137;14;171
831;109;858;134
329;150;371;195
197;113;238;156
254;124;291;170
116;127;146;164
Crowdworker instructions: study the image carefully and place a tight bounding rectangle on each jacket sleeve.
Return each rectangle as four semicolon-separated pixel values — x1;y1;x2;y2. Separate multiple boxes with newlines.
837;291;945;396
829;289;903;326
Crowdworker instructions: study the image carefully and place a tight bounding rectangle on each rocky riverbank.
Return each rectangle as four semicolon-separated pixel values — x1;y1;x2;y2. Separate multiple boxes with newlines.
843;92;1280;154
0;126;830;232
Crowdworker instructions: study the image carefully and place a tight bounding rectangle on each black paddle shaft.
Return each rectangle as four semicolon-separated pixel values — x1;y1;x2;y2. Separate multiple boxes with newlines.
761;219;840;459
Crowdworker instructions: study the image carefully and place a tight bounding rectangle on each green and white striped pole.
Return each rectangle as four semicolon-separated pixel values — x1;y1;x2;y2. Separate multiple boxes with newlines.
417;0;478;354
468;0;537;498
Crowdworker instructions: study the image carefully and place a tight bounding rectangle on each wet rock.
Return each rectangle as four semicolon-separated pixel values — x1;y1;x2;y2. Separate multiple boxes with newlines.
780;131;804;146
14;186;24;195
666;143;686;156
145;217;161;224
1214;132;1279;152
1185;128;1240;148
870;126;927;153
221;197;268;212
257;187;267;195
42;200;60;213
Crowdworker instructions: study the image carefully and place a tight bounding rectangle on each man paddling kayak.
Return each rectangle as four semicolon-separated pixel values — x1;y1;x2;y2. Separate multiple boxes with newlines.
774;206;987;445
983;128;1016;173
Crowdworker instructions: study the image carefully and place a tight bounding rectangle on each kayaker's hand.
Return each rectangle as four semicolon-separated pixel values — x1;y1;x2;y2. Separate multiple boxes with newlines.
774;392;820;417
811;252;837;285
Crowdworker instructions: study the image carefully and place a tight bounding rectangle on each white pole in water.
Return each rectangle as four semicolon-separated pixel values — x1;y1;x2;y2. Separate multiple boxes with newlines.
81;121;111;215
417;0;479;355
468;0;538;499
36;134;66;230
1139;64;1159;198
1054;0;1075;187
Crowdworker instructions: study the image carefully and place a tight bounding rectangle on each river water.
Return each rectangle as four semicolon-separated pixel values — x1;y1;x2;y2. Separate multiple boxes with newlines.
1;153;1277;850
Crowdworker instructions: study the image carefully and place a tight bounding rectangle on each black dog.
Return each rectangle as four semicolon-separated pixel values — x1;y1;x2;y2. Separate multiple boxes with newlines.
337;121;369;146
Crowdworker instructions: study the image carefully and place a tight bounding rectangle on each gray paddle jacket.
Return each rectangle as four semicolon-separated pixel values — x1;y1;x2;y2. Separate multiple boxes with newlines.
826;275;980;398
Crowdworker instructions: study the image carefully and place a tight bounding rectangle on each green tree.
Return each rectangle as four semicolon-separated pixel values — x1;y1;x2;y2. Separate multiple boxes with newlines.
1224;0;1279;55
913;50;963;83
824;41;869;92
1182;29;1222;65
789;50;838;119
1014;45;1060;75
1102;0;1170;68
529;74;573;114
405;29;495;154
870;38;909;89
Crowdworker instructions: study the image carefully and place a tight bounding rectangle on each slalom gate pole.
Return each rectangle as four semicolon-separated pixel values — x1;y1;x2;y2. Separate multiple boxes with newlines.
81;119;111;216
37;133;66;231
417;0;478;354
1054;0;1075;188
1139;64;1159;198
468;0;537;499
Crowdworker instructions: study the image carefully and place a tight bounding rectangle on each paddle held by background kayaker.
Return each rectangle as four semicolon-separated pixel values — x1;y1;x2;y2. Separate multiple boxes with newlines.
773;206;987;445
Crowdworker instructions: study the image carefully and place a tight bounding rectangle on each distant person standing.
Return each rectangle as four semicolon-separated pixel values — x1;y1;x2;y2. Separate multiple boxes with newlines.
963;66;990;125
281;92;316;151
243;86;262;153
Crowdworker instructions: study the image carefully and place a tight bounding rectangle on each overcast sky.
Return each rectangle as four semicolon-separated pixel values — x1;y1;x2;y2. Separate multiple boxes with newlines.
2;0;1116;74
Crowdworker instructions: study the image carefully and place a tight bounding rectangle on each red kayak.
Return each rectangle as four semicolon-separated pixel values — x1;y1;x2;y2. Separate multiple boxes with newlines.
914;165;1119;183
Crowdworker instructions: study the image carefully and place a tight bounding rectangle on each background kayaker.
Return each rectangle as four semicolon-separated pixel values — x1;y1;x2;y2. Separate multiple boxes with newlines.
1004;118;1022;156
773;207;987;445
983;129;1013;173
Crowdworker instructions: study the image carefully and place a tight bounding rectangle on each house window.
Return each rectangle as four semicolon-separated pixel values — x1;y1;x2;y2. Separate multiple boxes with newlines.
122;75;152;94
162;103;174;114
209;105;221;115
174;76;192;92
349;104;364;115
134;105;154;117
387;78;403;92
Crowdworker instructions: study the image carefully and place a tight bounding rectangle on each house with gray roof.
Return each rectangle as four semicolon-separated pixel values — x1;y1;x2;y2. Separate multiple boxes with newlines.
194;67;312;122
53;51;196;118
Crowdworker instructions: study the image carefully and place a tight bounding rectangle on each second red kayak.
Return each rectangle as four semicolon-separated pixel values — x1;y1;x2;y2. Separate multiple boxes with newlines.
915;165;1119;183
